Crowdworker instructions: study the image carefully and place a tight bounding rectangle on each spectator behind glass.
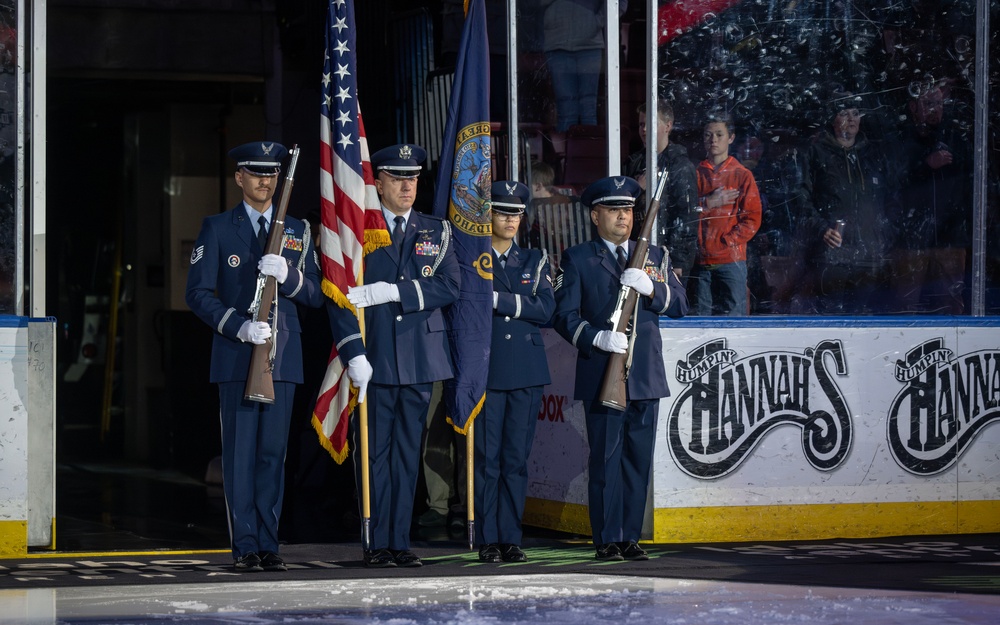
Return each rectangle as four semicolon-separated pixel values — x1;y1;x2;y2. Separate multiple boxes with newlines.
530;160;572;203
541;0;625;132
623;100;698;285
690;112;762;316
793;87;898;315
528;160;578;247
887;82;971;314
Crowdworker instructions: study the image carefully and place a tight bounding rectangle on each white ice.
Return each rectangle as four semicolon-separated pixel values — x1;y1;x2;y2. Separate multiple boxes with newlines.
2;574;998;624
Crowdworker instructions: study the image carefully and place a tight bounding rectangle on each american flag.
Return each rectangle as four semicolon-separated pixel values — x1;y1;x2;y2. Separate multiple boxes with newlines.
312;0;388;463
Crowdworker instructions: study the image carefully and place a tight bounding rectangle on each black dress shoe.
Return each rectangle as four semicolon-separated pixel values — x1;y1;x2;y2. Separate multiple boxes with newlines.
478;544;502;563
363;548;397;568
448;510;466;534
233;552;263;572
259;551;288;571
500;544;527;562
595;543;624;561
619;541;649;561
392;549;423;567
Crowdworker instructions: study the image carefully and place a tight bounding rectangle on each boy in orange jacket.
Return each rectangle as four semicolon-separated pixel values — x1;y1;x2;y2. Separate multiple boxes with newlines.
691;113;762;315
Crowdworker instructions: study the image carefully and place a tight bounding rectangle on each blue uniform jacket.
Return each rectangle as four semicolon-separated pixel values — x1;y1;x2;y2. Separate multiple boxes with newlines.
553;239;688;401
488;244;554;390
331;211;461;385
185;204;323;384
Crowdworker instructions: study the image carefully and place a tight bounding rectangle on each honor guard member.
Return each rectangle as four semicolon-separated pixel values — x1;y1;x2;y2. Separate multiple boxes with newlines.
329;143;461;568
552;176;688;561
186;141;323;572
476;181;555;564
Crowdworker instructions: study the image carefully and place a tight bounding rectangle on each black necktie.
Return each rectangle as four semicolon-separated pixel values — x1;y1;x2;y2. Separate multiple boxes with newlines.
392;216;405;249
499;253;507;268
257;215;269;251
616;245;627;271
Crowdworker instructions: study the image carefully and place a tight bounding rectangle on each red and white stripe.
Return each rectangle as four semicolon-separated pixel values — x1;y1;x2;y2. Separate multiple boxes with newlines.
313;0;386;463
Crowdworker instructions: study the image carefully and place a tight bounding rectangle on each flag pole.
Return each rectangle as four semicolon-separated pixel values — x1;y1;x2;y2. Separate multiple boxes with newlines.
317;0;381;550
359;395;372;550
466;419;475;550
356;275;371;550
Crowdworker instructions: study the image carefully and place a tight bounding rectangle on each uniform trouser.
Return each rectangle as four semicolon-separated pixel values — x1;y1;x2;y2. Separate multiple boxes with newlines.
351;381;432;551
584;398;659;546
218;381;295;559
474;386;544;546
422;381;466;516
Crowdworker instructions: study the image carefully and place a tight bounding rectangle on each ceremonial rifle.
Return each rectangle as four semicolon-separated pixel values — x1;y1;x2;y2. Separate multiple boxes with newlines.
597;170;668;411
245;145;300;403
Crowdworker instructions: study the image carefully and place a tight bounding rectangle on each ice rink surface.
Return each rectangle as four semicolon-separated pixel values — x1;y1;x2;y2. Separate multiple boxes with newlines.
6;464;994;624
4;573;1000;625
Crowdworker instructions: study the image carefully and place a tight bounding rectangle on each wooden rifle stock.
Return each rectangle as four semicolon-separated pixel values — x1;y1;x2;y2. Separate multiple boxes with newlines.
597;171;669;411
244;145;301;403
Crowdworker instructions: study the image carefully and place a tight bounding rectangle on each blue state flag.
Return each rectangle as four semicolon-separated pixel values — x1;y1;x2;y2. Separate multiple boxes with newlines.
433;0;491;434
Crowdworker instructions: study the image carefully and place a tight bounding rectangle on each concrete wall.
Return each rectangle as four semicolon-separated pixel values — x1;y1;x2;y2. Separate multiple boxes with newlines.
0;317;55;555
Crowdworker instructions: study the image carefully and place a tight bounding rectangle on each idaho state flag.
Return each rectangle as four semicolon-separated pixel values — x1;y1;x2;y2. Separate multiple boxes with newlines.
432;0;491;434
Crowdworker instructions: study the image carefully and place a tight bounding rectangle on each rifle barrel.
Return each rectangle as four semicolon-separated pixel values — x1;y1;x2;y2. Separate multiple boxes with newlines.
596;171;668;410
244;145;300;403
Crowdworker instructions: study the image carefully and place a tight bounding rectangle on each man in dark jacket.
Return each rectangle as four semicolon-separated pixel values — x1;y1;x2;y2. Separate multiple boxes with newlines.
624;100;699;286
329;144;461;568
794;89;899;314
888;83;971;314
553;176;688;562
186;141;323;572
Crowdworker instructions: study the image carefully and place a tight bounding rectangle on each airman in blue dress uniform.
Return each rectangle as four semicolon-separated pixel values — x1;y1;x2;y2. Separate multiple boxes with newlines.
329;144;461;568
475;181;555;563
185;141;323;572
553;175;688;561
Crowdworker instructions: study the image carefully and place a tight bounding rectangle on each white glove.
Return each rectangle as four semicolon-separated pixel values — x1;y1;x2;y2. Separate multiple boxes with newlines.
593;330;628;354
347;282;400;308
493;291;499;309
258;254;289;284
237;320;272;345
346;355;374;403
621;268;654;296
